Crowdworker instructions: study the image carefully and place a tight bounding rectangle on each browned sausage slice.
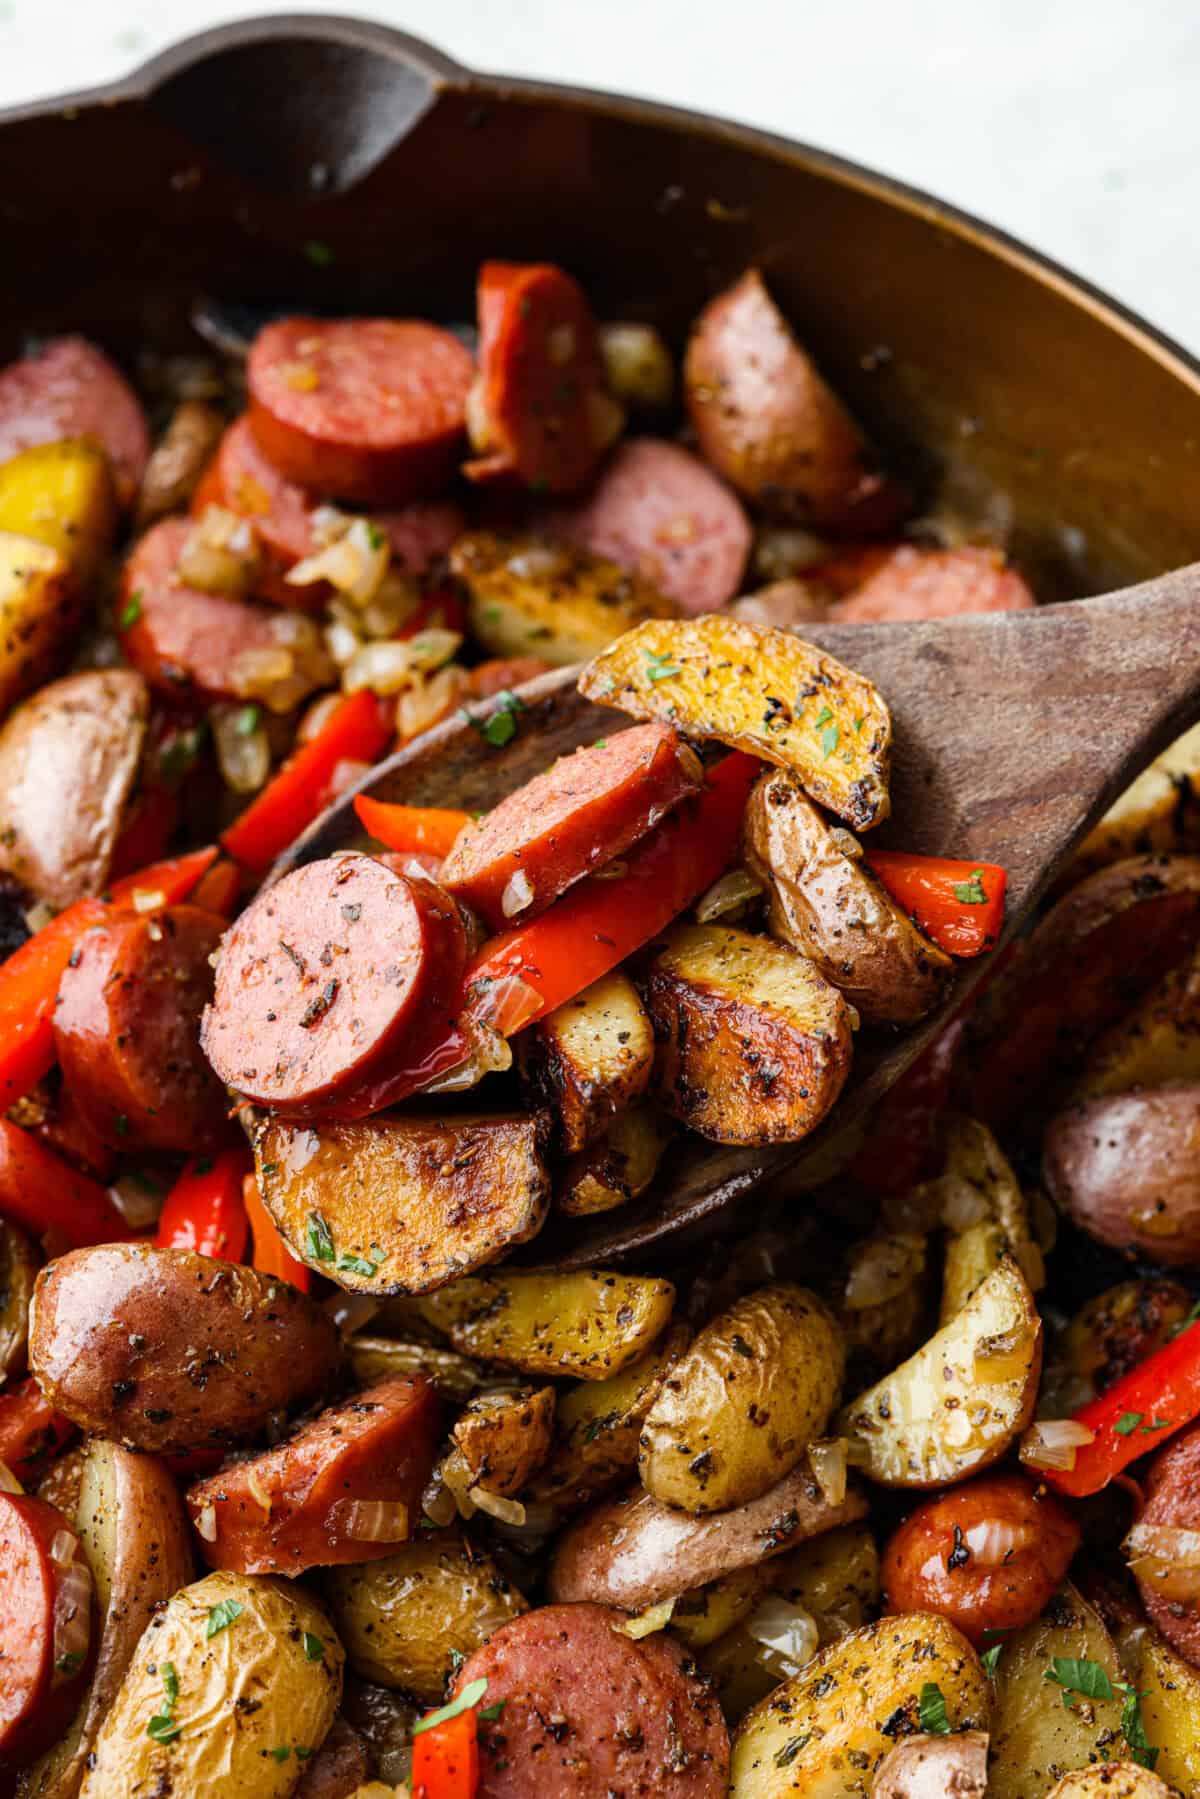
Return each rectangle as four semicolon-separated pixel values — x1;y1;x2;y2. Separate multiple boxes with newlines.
54;904;232;1154
0;336;149;505
451;1603;731;1798
831;545;1036;622
439;722;704;931
1131;1420;1200;1664
202;854;466;1115
248;317;474;504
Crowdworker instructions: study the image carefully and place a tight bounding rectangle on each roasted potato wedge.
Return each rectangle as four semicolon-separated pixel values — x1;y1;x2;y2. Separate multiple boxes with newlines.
0;669;149;909
416;1267;675;1380
1070;722;1200;880
744;767;951;1025
0;441;118;584
669;1564;775;1651
347;1335;498;1402
1041;1769;1175;1799
324;1527;527;1703
0;530;82;720
0;1216;38;1379
448;1385;556;1497
1073;941;1200;1098
729;1611;989;1797
579;613;892;830
558;1104;674;1215
837;1257;1042;1487
518;970;654;1153
987;1585;1129;1799
1043;1084;1200;1266
451;529;674;666
1139;1629;1200;1795
838;1231;933;1385
938;1114;1045;1321
639;1283;844;1513
79;1571;343;1798
255;1111;552;1295
20;1440;194;1799
645;922;854;1145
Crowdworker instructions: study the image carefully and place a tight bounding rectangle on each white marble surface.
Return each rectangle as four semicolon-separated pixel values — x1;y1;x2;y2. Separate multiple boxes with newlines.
2;0;1198;356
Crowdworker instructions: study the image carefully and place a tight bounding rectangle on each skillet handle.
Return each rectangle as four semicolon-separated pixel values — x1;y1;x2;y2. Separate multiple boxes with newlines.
132;13;464;198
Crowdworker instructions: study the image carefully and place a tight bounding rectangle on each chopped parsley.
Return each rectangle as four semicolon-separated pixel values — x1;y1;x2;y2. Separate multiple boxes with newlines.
305;1212;335;1263
366;521;385;550
479;1700;507;1722
268;1746;291;1763
234;704;261;737
1045;1658;1158;1766
952;869;988;905
303;239;334;267
1114;1412;1143;1436
118;590;143;630
335;1250;382;1279
55;1650;84;1675
773;1734;810;1767
464;689;526;749
918;1682;951;1734
146;1660;182;1744
644;649;682;683
302;1632;325;1662
821;721;839;759
1121;1687;1160;1770
205;1598;244;1638
980;1644;1003;1678
1143;1417;1172;1432
413;1677;489;1736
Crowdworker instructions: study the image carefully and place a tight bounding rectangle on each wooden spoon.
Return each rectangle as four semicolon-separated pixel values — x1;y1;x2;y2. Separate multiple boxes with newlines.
274;567;1200;1266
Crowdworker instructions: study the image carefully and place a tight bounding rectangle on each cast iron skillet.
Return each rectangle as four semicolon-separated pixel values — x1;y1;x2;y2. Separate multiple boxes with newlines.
5;13;1200;1263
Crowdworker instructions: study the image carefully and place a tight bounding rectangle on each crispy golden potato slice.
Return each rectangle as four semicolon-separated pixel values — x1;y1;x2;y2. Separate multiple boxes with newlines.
416;1267;675;1380
448;1385;556;1497
0;440;118;584
451;529;674;666
743;767;951;1025
557;1104;674;1216
938;1114;1045;1322
518;969;654;1153
1072;939;1200;1099
579;613;891;830
836;1257;1042;1488
645;922;854;1145
1139;1629;1200;1796
0;530;82;720
1070;722;1200;881
254;1111;551;1295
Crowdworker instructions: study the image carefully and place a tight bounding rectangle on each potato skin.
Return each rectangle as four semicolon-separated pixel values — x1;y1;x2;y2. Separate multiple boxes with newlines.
0;531;81;722
450;1385;555;1496
1043;1084;1200;1267
324;1527;527;1702
639;1283;844;1513
645;922;854;1145
881;1473;1080;1646
1059;1278;1191;1406
518;970;654;1153
1139;1629;1200;1796
29;1243;342;1451
79;1571;343;1798
0;1217;37;1379
743;768;951;1026
872;1733;989;1799
557;1104;673;1216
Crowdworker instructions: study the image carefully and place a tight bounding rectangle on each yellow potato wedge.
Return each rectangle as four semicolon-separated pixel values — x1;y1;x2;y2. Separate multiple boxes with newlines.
254;1111;551;1294
1041;1769;1175;1799
645;921;854;1145
1070;722;1200;880
557;1104;674;1215
448;1384;555;1497
1072;939;1200;1099
938;1114;1045;1322
1139;1629;1200;1796
0;530;81;720
0;440;118;584
837;1256;1042;1487
518;969;654;1153
451;529;674;666
579;613;892;830
347;1335;500;1402
729;1611;989;1797
415;1267;675;1380
670;1564;775;1651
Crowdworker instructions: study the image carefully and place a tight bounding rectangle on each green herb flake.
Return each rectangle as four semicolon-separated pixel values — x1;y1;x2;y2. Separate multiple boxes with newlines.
305;1213;335;1263
1114;1412;1143;1436
206;1598;244;1638
644;649;682;684
268;1747;291;1763
1121;1686;1160;1770
366;521;385;551
295;1746;313;1761
118;591;143;630
980;1644;1003;1678
479;690;526;748
821;721;839;760
146;1714;182;1745
413;1677;489;1736
479;1700;507;1722
1045;1657;1114;1705
304;240;334;267
335;1252;380;1279
952;869;988;905
1143;1417;1173;1432
853;716;865;732
918;1682;952;1735
234;704;261;737
302;1632;325;1663
55;1650;84;1675
773;1734;810;1767
114;1113;130;1137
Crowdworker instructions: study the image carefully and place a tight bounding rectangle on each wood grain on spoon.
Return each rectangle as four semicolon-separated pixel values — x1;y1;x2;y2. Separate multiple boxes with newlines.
273;567;1200;1264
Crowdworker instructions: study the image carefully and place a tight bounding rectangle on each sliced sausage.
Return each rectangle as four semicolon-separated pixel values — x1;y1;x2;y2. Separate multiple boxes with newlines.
831;544;1036;622
202;854;467;1116
451;1602;731;1798
195;414;465;606
54;904;231;1154
0;336;149;505
465;261;619;495
543;437;751;614
247;317;474;504
465;656;554;700
440;722;704;931
29;1242;342;1451
117;516;295;699
881;1474;1081;1646
684;270;906;533
187;1373;440;1574
0;1492;93;1762
871;1731;989;1799
1131;1420;1200;1665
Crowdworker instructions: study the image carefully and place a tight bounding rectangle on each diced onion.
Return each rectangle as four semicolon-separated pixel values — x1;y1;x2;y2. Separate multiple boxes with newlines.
598;322;675;411
130;888;167;915
324;1290;381;1335
325;618;362;669
807;1438;848;1509
309;504;351;547
614;1597;675;1640
288;515;390;607
331;1499;410;1542
50;1554;92;1687
297;689;345;745
49;1528;77;1569
1124;1521;1200;1600
1020;1418;1095;1472
421;1476;459;1528
962;1519;1033;1565
504;544;571;583
24;900;56;934
395;666;466;743
195;1504;217;1542
843;1233;924;1311
0;1460;22;1494
745;1596;819;1678
343;632;461;698
211;702;271;795
829;826;863;861
466;973;544;1037
501;868;534;919
107;1172;165;1232
938;1174;991;1232
246;1469;272;1516
695;867;763;923
467;1486;526;1526
423;1022;513;1096
465;376;492;454
179;504;262;597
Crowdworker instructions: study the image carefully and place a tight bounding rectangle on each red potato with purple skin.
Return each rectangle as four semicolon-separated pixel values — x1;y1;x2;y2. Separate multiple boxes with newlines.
1043;1083;1200;1267
871;1731;990;1799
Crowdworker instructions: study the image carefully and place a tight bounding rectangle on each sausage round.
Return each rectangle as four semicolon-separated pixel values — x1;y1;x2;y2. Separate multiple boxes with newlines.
53;904;231;1154
544;437;751;614
247;317;474;504
451;1602;730;1798
440;722;704;931
1131;1420;1200;1665
0;336;149;505
831;545;1036;623
186;1373;440;1574
0;1492;93;1762
202;853;467;1116
881;1473;1081;1646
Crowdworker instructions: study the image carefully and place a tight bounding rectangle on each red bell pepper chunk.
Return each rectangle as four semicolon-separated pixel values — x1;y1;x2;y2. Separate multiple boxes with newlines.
0;845;218;1105
156;1150;251;1262
865;851;1007;957
189;855;243;917
242;1173;312;1291
0;1376;76;1483
411;1704;480;1799
396;584;468;641
1039;1311;1200;1498
107;783;181;881
221;690;393;876
463;751;760;1028
354;795;473;860
0;1118;131;1250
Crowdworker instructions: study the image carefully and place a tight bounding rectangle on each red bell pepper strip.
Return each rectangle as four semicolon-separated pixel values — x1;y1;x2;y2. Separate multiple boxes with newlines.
189;855;242;917
0;1118;131;1250
156;1151;251;1261
242;1173;312;1292
397;584;468;641
0;845;218;1105
865;851;1007;957
463;751;760;1028
1039;1311;1200;1498
0;1376;75;1483
412;1700;480;1799
354;795;473;859
221;690;393;875
107;783;180;881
